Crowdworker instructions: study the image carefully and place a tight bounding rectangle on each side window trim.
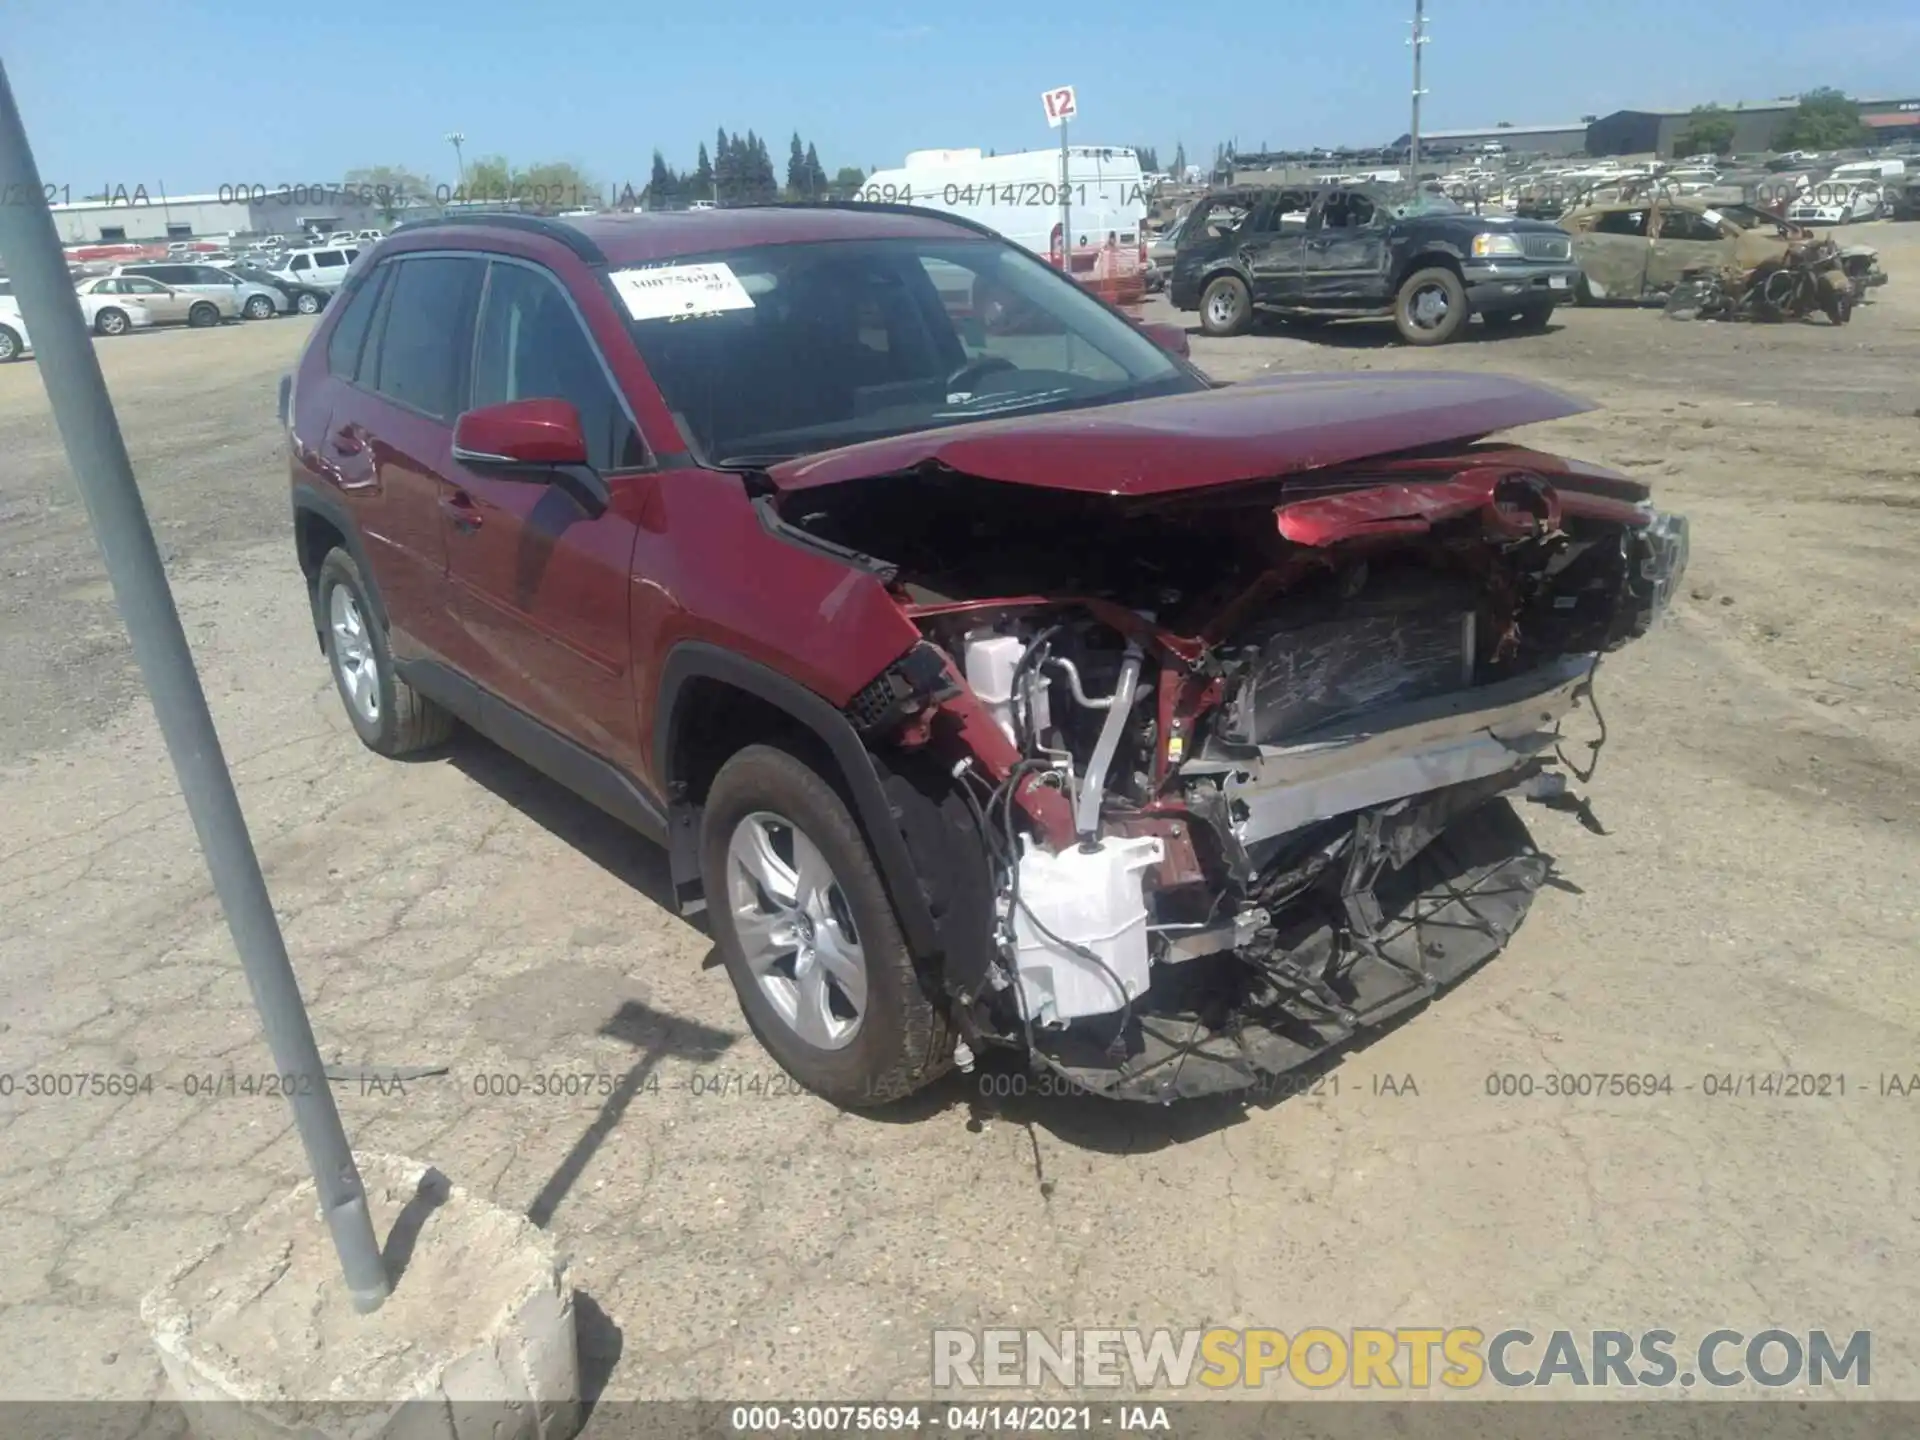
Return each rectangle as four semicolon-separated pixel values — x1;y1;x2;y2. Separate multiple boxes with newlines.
326;261;389;386
474;253;654;472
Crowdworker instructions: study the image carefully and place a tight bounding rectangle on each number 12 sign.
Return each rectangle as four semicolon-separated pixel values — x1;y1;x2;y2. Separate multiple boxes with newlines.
1042;85;1078;128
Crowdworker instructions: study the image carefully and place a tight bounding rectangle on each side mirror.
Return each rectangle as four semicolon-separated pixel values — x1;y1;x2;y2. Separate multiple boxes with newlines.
452;398;608;516
1138;321;1191;359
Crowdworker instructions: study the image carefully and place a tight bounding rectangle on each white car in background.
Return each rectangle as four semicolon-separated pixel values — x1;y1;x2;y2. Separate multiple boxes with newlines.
74;275;191;333
1788;183;1884;226
0;298;30;362
0;280;156;345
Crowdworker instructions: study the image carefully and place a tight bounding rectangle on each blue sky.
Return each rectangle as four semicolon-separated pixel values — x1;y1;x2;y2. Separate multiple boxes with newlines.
7;0;1919;192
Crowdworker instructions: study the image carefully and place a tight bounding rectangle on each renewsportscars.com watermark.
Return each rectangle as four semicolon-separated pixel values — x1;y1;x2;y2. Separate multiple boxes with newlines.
932;1327;1871;1391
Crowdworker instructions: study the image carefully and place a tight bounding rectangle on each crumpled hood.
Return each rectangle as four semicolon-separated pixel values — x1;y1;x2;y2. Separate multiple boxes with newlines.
764;372;1596;498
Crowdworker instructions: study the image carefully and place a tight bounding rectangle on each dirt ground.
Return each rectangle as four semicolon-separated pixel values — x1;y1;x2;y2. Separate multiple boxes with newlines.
1;226;1917;1416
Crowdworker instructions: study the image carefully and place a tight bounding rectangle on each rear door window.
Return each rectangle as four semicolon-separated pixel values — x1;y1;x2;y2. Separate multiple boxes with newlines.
326;265;389;382
366;256;485;421
471;261;645;472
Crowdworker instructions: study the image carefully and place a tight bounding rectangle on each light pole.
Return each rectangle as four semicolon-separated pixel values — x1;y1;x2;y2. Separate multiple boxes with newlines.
1408;1;1429;181
446;131;467;196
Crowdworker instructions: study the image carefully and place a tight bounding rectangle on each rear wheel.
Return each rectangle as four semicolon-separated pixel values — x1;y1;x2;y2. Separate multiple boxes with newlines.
294;291;322;315
700;744;954;1108
315;548;452;757
0;325;19;363
1198;274;1252;337
188;301;221;328
94;307;129;337
1394;266;1468;345
243;294;275;320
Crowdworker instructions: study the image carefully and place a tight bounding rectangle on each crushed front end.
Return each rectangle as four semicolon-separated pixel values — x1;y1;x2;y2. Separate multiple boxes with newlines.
795;448;1689;1101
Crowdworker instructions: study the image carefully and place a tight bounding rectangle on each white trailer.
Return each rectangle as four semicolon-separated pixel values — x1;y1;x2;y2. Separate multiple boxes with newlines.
856;146;1150;298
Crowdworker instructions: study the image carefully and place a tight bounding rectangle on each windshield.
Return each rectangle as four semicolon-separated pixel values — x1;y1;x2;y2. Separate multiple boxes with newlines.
618;237;1199;466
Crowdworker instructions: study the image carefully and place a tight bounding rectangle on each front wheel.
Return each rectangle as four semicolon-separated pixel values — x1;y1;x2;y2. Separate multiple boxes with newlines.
294;291;322;315
188;301;221;328
1198;274;1252;337
1394;266;1468;345
700;744;953;1108
0;325;20;363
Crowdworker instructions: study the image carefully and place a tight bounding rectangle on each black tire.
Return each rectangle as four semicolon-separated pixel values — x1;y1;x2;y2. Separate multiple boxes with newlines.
295;291;322;316
0;325;20;363
1198;274;1252;337
700;744;954;1108
314;548;453;757
94;307;130;337
1394;265;1469;345
1573;273;1597;306
243;294;275;320
1822;289;1853;326
188;301;221;328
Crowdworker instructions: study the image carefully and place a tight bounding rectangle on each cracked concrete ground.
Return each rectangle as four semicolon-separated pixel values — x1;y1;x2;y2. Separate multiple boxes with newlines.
2;229;1918;1418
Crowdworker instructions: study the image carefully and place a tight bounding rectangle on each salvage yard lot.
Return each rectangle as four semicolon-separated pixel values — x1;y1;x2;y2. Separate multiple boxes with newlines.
1;228;1918;1410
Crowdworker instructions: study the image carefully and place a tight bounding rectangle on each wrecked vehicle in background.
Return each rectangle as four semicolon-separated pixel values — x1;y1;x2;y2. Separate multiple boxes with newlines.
1665;236;1858;325
1169;181;1581;343
288;203;1689;1109
1562;196;1886;305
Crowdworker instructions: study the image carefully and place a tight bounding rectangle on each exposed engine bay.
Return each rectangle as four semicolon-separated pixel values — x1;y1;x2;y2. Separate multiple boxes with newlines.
792;446;1690;1101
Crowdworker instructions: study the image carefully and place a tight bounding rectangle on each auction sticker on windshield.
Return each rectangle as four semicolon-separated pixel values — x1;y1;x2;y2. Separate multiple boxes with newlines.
611;262;754;321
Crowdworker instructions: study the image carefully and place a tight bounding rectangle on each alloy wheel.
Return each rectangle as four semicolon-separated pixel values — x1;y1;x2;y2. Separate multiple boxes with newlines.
1407;283;1451;331
725;812;868;1050
328;584;380;725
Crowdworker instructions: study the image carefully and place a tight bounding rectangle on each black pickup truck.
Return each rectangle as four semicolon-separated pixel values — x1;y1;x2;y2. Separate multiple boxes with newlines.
1167;182;1581;344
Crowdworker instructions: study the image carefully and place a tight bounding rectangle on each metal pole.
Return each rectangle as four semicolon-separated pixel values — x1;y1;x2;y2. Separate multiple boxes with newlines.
1059;119;1072;280
0;60;391;1315
1410;0;1426;182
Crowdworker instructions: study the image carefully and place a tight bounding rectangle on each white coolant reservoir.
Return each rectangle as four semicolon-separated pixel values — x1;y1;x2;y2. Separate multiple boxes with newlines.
1011;835;1164;1027
964;632;1050;746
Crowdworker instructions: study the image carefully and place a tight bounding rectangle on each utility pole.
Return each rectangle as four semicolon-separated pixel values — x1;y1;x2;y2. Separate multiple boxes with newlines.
446;131;467;194
1408;0;1429;181
0;59;390;1315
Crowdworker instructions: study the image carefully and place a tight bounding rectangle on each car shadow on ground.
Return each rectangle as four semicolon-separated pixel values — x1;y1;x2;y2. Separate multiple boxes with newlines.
443;727;697;930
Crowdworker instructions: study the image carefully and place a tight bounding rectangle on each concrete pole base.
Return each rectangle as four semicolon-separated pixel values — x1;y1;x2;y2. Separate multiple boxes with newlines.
139;1155;582;1440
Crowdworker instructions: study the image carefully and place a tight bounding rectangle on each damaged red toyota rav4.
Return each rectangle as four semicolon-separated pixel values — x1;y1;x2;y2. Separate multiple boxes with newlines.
283;204;1688;1106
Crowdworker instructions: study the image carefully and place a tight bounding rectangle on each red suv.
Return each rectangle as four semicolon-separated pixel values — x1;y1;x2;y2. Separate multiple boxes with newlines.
284;205;1688;1107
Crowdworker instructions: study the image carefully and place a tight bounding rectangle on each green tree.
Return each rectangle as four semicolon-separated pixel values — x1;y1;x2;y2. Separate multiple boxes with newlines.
464;154;512;202
648;150;678;208
832;166;866;195
786;132;807;197
516;160;596;210
1172;140;1186;174
344;165;433;221
1136;146;1159;172
714;128;738;204
804;142;827;196
1777;87;1866;150
693;142;714;200
1674;104;1736;157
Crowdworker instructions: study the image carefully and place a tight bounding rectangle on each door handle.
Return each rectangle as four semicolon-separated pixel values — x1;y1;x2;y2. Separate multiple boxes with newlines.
441;491;483;534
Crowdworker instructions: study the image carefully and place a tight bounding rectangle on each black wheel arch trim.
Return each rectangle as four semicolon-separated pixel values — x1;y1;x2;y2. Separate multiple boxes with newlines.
291;483;388;643
653;641;942;962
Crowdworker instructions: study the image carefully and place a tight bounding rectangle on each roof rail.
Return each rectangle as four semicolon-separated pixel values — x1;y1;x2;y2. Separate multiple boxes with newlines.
386;210;604;263
725;198;1007;244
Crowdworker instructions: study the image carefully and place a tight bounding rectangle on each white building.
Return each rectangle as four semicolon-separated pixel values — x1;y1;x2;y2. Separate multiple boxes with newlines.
48;187;405;246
